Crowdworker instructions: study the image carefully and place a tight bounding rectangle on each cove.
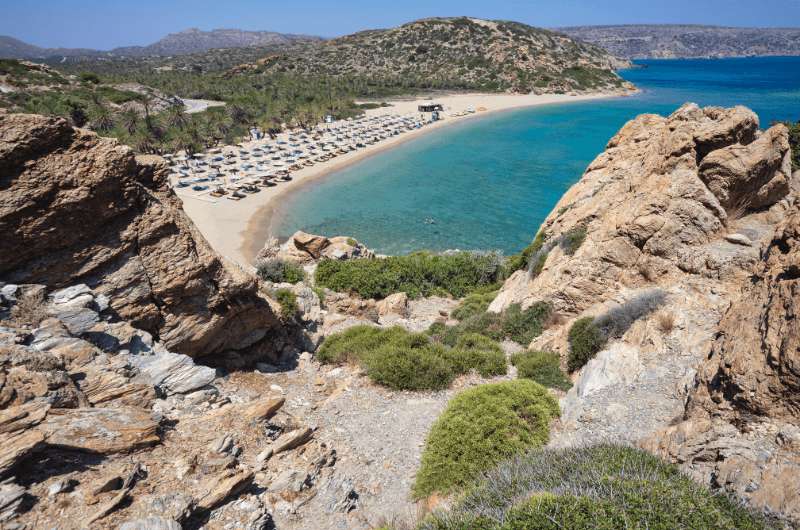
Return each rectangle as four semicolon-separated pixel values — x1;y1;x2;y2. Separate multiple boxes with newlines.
274;56;800;255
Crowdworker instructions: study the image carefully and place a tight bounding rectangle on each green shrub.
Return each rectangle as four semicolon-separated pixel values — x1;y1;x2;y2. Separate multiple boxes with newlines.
257;258;305;284
511;351;571;391
451;289;498;321
315;251;503;300
559;226;587;256
79;72;100;84
500;302;552;345
567;317;607;372
413;380;559;498
364;345;455;391
506;231;547;273
421;445;776;530
318;326;506;390
274;288;298;319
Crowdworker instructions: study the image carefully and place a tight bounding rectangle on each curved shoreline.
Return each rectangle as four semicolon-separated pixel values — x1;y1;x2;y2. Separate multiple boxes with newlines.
179;91;635;267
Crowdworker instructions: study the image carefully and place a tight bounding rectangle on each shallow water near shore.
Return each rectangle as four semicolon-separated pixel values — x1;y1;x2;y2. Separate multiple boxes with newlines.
274;57;800;255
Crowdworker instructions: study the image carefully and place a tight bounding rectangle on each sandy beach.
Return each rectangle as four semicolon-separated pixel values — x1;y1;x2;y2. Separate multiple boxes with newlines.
178;90;630;266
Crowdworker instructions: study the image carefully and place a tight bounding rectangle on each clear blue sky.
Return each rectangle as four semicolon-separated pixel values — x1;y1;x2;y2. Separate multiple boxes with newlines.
3;0;800;49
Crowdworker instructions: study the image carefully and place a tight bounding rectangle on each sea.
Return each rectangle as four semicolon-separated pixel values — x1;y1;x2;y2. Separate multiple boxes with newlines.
273;56;800;255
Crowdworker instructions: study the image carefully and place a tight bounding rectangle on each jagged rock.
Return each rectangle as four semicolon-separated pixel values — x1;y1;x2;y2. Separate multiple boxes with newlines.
642;195;800;521
699;124;791;211
271;427;313;455
195;469;254;512
47;478;77;496
119;517;181;530
376;292;409;318
40;406;159;453
49;284;92;306
258;231;374;265
77;365;155;407
0;343;87;408
0;429;47;476
0;482;25;523
0;402;48;434
242;397;284;422
125;351;216;395
491;104;792;317
0;113;289;361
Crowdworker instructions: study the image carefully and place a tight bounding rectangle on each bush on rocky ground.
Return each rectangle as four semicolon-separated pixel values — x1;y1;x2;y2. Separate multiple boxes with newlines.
317;326;506;391
783;119;799;168
274;288;298;319
559;225;587;256
511;351;571;391
595;289;667;338
314;251;503;300
413;380;559;498
505;231;548;274
451;287;499;321
418;445;777;530
567;317;606;371
256;257;305;284
431;302;553;348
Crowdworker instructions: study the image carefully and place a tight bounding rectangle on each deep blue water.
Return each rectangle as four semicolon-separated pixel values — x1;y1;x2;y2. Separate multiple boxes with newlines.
274;57;800;255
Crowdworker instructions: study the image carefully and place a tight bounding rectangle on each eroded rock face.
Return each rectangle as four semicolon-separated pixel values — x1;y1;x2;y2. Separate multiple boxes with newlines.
492;104;793;325
0;113;288;361
645;210;800;520
257;231;374;266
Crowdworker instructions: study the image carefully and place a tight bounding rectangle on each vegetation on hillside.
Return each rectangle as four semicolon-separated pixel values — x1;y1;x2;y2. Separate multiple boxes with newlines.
315;251;504;300
511;350;572;391
786;120;799;169
247;17;628;94
412;380;560;498
316;325;505;390
419;445;777;529
429;301;554;347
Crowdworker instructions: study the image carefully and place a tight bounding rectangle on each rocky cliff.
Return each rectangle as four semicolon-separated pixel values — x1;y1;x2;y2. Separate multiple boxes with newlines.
644;208;800;520
489;103;798;519
0;112;292;363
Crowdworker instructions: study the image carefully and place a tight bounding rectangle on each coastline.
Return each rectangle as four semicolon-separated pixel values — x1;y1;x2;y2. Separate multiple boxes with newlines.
178;90;634;267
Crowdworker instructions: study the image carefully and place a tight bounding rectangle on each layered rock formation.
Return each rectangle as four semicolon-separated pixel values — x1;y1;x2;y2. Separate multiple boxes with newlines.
644;209;800;519
487;103;797;519
0;112;293;362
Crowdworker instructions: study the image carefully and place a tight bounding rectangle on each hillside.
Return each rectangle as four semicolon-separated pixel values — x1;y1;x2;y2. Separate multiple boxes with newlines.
0;28;320;59
237;17;632;94
560;24;800;59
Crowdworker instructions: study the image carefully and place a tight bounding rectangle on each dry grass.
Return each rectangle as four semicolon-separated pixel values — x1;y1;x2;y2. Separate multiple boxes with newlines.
10;290;48;327
656;311;676;334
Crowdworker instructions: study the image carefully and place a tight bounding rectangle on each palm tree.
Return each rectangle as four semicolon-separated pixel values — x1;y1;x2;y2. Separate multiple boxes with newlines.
166;104;188;130
121;109;139;135
90;104;114;132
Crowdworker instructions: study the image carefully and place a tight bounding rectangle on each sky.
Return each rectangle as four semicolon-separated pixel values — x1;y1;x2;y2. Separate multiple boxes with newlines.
2;0;800;50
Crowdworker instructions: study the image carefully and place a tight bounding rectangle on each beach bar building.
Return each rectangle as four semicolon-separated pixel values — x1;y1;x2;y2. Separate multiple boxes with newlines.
418;104;443;112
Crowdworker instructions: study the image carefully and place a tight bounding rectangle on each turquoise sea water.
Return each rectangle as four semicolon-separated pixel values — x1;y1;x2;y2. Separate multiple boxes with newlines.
274;57;800;255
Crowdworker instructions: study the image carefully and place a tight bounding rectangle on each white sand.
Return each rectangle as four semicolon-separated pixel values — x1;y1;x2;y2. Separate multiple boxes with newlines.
179;91;631;266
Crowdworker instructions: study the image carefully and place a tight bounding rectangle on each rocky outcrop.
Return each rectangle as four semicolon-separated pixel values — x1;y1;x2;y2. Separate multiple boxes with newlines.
644;208;800;520
257;230;374;266
486;104;798;520
492;103;792;324
0;284;338;528
0;113;291;361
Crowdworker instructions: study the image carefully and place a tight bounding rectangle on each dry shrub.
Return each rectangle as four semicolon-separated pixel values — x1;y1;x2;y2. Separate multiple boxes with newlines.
656;311;675;334
10;290;48;327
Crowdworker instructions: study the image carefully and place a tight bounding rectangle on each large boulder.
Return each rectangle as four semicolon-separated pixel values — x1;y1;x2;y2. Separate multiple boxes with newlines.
0;113;290;361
